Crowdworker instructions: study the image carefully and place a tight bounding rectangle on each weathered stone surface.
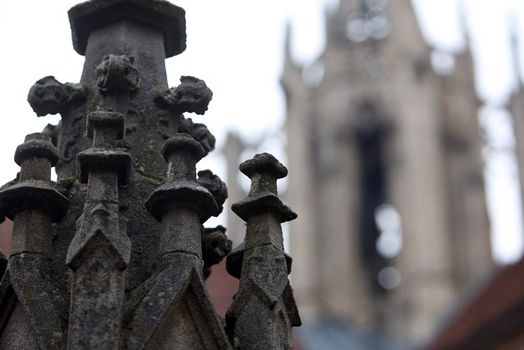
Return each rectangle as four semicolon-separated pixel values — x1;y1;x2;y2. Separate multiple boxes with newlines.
126;256;230;350
146;134;219;222
0;296;39;349
9;257;68;349
0;134;69;223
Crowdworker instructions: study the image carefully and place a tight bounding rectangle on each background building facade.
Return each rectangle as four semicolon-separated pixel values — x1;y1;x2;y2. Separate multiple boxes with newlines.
283;0;493;343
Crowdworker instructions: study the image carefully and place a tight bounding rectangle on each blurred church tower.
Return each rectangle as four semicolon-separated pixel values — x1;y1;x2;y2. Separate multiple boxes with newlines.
282;0;492;343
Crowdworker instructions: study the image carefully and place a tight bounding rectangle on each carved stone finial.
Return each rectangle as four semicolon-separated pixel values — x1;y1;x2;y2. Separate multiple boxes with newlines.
27;76;86;117
77;111;131;184
240;152;288;196
0;133;69;349
0;133;69;223
155;76;213;115
1;133;68;253
225;153;300;349
146;133;219;222
240;152;288;179
230;153;296;224
128;133;230;348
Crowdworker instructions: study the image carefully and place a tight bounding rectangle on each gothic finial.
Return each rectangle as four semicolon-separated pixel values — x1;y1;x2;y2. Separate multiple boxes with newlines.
1;133;69;223
145;133;219;222
225;153;300;349
198;170;228;213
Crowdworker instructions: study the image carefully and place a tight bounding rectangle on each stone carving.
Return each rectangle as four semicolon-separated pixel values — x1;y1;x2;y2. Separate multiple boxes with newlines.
95;54;140;95
0;133;69;349
198;169;228;213
202;225;232;279
0;0;300;348
27;76;86;117
155;76;213;115
27;76;87;167
180;117;216;155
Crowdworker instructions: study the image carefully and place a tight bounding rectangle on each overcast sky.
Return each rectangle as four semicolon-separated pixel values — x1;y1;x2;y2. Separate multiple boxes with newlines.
0;0;523;262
